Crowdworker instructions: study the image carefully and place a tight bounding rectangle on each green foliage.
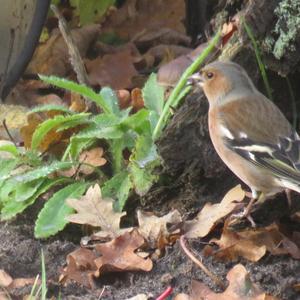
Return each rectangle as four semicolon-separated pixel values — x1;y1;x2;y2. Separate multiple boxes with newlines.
35;182;88;238
0;35;219;238
242;18;273;101
31;113;90;150
70;0;115;25
152;30;221;140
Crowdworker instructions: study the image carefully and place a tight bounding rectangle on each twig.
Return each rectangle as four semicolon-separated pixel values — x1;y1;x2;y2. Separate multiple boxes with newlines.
51;4;91;109
179;235;225;289
156;286;173;300
98;286;106;300
2;119;17;147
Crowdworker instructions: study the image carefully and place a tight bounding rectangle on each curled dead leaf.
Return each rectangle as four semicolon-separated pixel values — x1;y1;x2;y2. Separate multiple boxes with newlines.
209;223;300;262
137;209;182;248
177;265;279;300
185;185;245;238
94;229;153;275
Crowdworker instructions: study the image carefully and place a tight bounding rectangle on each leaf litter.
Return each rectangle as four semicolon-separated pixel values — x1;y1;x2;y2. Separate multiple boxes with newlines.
1;1;300;299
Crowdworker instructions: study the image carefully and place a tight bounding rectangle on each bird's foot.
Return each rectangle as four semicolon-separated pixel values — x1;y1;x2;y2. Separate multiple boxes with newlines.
231;208;256;227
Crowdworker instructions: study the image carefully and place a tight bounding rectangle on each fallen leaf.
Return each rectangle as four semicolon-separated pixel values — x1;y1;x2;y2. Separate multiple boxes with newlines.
210;223;300;262
20;112;62;151
185;185;245;238
133;27;190;49
222;17;239;46
126;294;148;300
131;88;145;111
79;147;107;175
180;265;279;300
157;42;218;87
94;229;153;275
137;209;182;248
27;25;100;77
102;0;186;41
60;248;97;288
66;184;126;235
0;270;12;287
61;230;151;288
0;104;28;142
117;89;131;109
86;50;138;89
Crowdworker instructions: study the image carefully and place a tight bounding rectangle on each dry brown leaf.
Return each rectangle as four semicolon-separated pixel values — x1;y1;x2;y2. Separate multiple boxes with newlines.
179;265;279;300
69;92;87;113
86;50;138;89
0;270;13;288
117;89;131;109
60;248;97;288
102;0;185;40
133;28;190;49
94;229;153;275
27;25;100;77
131;88;145;111
59;148;107;177
137;209;182;248
210;223;300;262
185;185;245;238
20;112;63;152
0;104;28;142
66;184;126;234
222;18;239;46
61;230;151;288
79;148;107;175
8;277;39;289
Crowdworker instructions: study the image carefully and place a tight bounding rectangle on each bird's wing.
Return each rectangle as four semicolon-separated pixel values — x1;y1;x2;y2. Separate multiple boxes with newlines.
219;94;300;182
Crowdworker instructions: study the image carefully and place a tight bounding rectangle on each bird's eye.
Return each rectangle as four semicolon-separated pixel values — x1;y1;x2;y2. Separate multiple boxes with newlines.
206;72;214;79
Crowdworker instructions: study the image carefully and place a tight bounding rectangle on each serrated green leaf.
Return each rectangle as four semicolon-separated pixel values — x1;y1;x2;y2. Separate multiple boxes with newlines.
39;76;111;113
149;111;159;133
30;104;73;114
92;113;121;127
132;135;158;167
100;87;121;116
0;159;19;181
14;178;45;202
34;181;88;238
129;162;157;196
142;73;164;115
102;171;132;211
128;135;160;196
74;124;124;139
13;161;73;183
109;138;124;174
120;109;151;134
31;113;90;150
62;138;95;160
1;177;68;220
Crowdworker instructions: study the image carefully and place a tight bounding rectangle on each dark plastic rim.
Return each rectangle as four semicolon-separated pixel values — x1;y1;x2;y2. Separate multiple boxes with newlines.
1;0;51;100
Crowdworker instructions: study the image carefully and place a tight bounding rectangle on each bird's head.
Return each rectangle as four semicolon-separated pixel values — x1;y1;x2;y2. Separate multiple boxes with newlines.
188;61;257;107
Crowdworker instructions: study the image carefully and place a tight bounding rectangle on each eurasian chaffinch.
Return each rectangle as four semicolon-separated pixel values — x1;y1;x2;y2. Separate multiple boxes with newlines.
188;61;300;222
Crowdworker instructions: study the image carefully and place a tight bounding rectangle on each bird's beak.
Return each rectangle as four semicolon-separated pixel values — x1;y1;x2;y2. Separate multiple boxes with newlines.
187;73;205;87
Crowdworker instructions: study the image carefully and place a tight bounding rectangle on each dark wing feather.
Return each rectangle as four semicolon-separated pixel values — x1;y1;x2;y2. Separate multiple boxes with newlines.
225;133;300;183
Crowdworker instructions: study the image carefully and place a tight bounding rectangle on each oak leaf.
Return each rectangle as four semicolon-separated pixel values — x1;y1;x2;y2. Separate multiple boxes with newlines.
175;264;279;300
185;185;245;238
66;184;125;235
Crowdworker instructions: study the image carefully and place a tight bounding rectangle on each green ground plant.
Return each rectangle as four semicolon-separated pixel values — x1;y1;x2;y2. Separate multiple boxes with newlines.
0;32;220;239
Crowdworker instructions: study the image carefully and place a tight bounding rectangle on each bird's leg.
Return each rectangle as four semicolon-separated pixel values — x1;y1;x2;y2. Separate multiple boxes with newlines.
232;190;264;227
